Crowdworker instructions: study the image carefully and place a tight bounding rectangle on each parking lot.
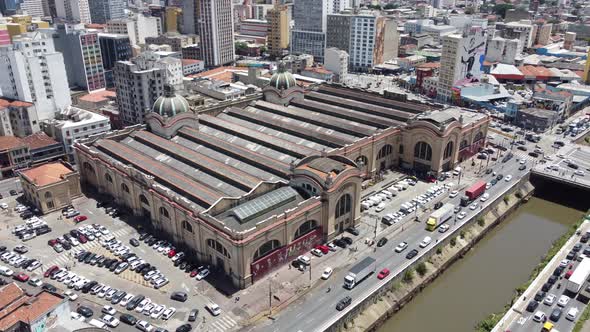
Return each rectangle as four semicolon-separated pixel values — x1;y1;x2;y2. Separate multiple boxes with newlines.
0;195;238;332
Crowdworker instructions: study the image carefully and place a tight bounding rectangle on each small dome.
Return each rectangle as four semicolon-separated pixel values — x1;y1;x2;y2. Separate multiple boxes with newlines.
152;85;190;117
269;62;297;90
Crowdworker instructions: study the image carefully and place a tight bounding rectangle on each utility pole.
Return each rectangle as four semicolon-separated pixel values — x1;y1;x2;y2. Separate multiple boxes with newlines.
374;215;378;252
268;278;272;316
309;260;312;285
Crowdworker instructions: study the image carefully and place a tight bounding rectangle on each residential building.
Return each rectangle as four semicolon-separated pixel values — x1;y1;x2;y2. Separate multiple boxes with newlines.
0;136;29;179
165;6;181;33
496;20;535;49
19;0;44;17
20;131;65;165
505;8;531;22
77;90;116;110
99;33;132;88
437;27;488;101
55;0;91;23
515;107;558;131
107;15;161;46
486;37;520;64
181;59;204;75
48;24;106;93
398;55;427;70
534;21;552;46
43;106;110;162
564;32;576;51
0;98;40;137
324;47;348;82
532;87;573;118
114;52;183;125
198;0;235;67
4;14;49;40
331;0;349;13
239;19;269;38
88;0;125;24
145;33;198;52
181;0;196;34
20;161;80;214
267;4;289;58
182;43;200;60
291;0;329;63
0;284;71;331
0;0;18;15
0;32;71;121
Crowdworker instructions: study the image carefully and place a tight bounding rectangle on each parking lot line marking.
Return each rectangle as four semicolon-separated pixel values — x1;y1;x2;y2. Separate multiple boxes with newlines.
211;321;227;331
223;316;237;325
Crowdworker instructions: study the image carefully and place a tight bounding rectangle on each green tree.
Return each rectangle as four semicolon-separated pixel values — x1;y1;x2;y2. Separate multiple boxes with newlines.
477;217;485;227
450;237;457;247
416;262;428;276
503;195;510;204
384;3;399;9
460;230;466;239
235;41;247;52
403;269;414;283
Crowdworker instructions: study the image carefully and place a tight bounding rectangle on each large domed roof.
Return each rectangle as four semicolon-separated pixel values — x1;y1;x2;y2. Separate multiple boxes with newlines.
152;85;190;117
269;62;297;90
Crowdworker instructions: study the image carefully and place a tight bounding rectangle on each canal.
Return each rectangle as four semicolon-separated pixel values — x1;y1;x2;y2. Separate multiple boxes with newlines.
378;197;585;332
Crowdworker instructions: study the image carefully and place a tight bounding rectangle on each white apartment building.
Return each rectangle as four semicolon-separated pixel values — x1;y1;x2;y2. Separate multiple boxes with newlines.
107;15;160;46
44;106;110;162
496;20;534;49
324;47;348;82
331;0;349;13
486;37;521;64
114;52;183;125
0;33;71;121
55;0;91;23
198;0;235;67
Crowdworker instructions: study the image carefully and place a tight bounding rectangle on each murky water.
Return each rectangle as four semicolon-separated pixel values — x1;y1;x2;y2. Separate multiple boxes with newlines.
379;197;585;332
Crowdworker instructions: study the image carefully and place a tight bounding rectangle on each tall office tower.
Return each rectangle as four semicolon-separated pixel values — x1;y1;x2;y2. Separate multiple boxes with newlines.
114;52;183;125
327;10;398;72
437;27;487;102
0;0;18;15
197;0;235;67
98;33;132;87
267;5;289;59
49;24;106;92
19;0;44;17
55;0;91;23
88;0;125;24
181;0;196;34
0;32;71;120
291;0;331;63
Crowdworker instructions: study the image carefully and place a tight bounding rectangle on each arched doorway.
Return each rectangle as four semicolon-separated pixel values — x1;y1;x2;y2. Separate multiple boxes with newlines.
207;239;231;271
355;155;369;176
82;162;97;185
139;194;150;218
376;144;393;171
413;141;433;174
334;193;352;233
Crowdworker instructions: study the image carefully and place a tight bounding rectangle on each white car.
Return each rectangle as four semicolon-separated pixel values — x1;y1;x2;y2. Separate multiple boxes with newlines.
101;314;119;327
533;311;546;322
519;159;526;165
64;290;78;301
567;307;579;321
142;303;155;315
419;236;432;248
196;268;210;281
135;298;151;313
575;170;585;176
557;295;570;307
559;259;570;268
544;293;556;306
161;307;177;320
327;243;337;251
0;265;14;276
438;224;450;233
0;203;8;209
28;277;43;287
297;255;311;265
102;305;117;316
136;320;154;332
150;305;166;319
469;203;478;210
311;248;323;257
395;241;408;253
120;294;134;307
485;183;492;190
70;312;85;322
505;175;513;182
321;267;333;280
375;202;386;212
480;193;490;202
26;260;41;271
98;286;111;298
457;211;467;220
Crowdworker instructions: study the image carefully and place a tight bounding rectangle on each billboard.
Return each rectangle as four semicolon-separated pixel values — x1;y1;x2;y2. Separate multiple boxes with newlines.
455;27;487;86
251;227;323;282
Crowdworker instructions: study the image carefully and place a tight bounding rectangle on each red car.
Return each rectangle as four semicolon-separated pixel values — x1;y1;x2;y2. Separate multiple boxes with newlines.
565;270;574;279
47;239;58;247
314;245;330;255
77;234;87;243
14;272;29;282
44;265;59;278
168;249;176;258
73;215;87;223
377;268;390;280
190;269;198;278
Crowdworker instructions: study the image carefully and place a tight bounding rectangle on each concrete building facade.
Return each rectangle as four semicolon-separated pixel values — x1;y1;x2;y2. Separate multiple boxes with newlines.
88;0;125;24
55;0;91;23
98;33;132;88
267;5;289;58
198;0;235;67
324;47;348;82
291;0;330;63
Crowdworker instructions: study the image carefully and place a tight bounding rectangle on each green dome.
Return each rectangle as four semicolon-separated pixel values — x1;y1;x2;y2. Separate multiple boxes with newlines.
152;85;190;117
269;62;297;90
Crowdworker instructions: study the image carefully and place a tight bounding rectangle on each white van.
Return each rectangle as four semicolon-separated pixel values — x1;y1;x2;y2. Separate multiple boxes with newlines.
453;167;462;176
206;303;221;316
88;318;107;329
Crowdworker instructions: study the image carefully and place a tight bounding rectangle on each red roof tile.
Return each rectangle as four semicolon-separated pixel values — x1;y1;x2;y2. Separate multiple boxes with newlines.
20;162;75;187
0;136;25;151
78;90;116;103
20;132;59;150
0;289;64;330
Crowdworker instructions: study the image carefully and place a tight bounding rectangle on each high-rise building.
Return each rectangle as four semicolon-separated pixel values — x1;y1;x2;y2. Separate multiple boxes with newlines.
197;0;235;67
533;21;552;46
331;0;349;13
106;14;161;46
88;0;125;24
165;7;181;33
437;27;487;102
114;52;183;125
327;10;398;72
485;37;520;64
0;32;71;120
48;24;106;92
324;47;348;82
291;0;331;63
181;0;196;34
0;0;18;15
99;33;132;87
55;0;91;23
19;0;44;17
267;5;289;58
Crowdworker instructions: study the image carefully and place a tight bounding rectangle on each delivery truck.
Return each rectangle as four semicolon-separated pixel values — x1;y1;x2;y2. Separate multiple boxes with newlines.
465;180;486;200
566;257;590;294
344;257;376;289
426;203;455;231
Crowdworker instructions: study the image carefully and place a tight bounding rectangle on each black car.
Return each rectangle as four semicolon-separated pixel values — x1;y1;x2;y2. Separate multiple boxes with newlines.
528;152;539;158
518;165;526;171
174;258;184;267
336;296;352;311
130;238;140;247
434;202;443;210
342;237;353;245
568;163;579;170
35;227;51;236
581;234;590;243
176;324;193;332
553;266;565;276
120;313;138;325
346;227;360;236
109;261;120;272
147;237;158;246
188;309;199;322
0;246;6;252
179;261;188;270
574;243;583;252
583;247;590;257
542;282;552;292
333;238;347;248
170;291;188;302
534;290;546;302
42;283;57;292
406;249;419;259
138;232;149;241
111;290;127;304
82;281;98;293
547;275;558;285
184;264;194;273
377;238;388;247
566;250;577;260
9;189;17;196
61;241;71;250
84;253;95;264
126;295;145;311
143;235;153;243
100;258;111;268
496;174;504;181
77;306;94;318
550;308;562;322
517;146;528;151
526;300;539;312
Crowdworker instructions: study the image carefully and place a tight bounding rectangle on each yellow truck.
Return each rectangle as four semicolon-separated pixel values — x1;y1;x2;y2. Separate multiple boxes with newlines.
425;203;454;231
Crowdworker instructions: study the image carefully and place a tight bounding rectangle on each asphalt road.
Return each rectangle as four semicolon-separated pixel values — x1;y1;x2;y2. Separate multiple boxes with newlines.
255;150;527;332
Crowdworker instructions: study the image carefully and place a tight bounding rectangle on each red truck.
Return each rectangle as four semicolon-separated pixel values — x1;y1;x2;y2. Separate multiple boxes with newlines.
465;180;486;200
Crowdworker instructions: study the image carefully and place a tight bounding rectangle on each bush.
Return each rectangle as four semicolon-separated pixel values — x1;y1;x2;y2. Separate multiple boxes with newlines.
460;230;466;239
515;192;523;199
416;262;427;276
403;269;414;283
436;247;442;255
503;195;510;204
450;237;457;247
477;217;485;227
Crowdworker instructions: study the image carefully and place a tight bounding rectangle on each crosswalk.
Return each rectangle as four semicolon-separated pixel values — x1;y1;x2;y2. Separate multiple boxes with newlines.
209;315;238;332
43;228;131;268
513;152;538;165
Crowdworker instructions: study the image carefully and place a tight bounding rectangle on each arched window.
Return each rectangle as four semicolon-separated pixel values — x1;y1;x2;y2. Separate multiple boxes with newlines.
182;220;193;233
207;239;231;258
83;162;95;174
44;191;52;199
139;194;149;205
443;141;454;159
414;141;432;161
460;139;469;150
355;155;368;168
159;206;170;219
121;183;130;193
105;173;113;183
377;144;393;159
253;240;281;261
474;131;484;142
335;194;352;218
294;220;318;240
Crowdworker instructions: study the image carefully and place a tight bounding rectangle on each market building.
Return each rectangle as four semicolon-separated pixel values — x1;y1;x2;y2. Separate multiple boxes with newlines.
74;67;489;288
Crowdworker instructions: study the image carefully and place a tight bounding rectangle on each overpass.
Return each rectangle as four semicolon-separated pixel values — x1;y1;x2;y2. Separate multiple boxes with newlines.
530;144;590;192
